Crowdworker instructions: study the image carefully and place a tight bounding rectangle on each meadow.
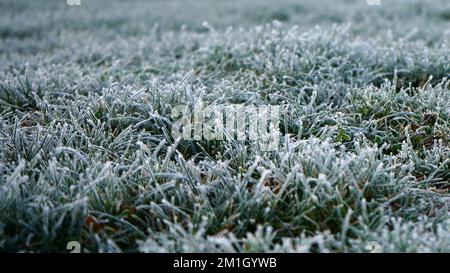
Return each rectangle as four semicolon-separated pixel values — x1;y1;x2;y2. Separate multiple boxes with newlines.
0;0;449;252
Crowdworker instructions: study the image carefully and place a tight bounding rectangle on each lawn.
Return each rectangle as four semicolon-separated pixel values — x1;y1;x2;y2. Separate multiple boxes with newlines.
0;0;449;252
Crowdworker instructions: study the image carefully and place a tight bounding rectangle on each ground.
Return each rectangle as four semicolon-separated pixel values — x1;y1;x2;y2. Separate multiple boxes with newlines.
0;0;449;252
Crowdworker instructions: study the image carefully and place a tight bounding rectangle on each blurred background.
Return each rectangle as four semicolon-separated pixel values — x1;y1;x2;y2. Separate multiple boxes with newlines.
1;0;450;39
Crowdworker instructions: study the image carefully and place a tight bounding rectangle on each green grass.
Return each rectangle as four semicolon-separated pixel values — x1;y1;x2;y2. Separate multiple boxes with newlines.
0;0;449;253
